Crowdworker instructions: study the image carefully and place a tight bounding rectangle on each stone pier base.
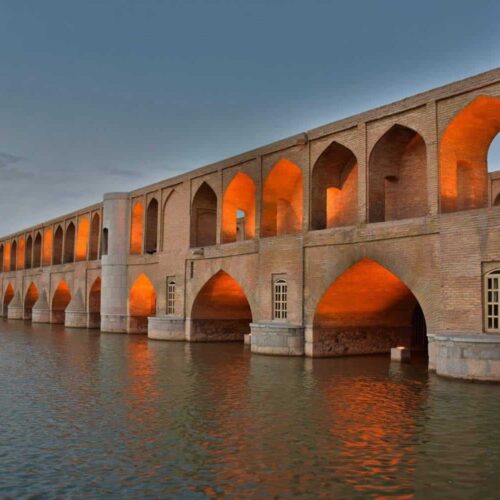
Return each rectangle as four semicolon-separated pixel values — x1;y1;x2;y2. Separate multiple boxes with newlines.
428;333;500;382
50;311;65;324
250;322;304;356
65;311;88;328
186;318;250;342
7;306;24;320
148;316;185;340
100;314;127;333
32;308;50;323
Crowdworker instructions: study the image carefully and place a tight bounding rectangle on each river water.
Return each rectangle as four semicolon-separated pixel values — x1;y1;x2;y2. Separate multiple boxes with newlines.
1;321;500;498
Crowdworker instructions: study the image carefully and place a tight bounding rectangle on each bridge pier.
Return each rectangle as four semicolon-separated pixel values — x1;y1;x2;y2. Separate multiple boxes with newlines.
148;316;185;340
250;322;304;356
7;293;23;320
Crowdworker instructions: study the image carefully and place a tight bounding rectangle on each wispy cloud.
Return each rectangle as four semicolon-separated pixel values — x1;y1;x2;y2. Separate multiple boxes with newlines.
0;152;24;169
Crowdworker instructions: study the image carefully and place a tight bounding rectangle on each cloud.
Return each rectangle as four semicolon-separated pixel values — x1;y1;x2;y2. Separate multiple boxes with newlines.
0;152;24;169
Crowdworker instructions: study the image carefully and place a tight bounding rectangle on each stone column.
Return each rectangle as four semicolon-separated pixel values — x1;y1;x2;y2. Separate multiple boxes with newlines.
32;290;50;323
64;289;87;328
7;292;23;320
101;192;130;333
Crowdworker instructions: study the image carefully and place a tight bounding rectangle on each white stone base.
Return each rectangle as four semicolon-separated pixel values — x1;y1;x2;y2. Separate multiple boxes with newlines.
391;346;411;362
244;333;252;345
148;316;185;340
65;311;88;328
429;333;500;382
250;322;304;356
7;306;24;320
100;314;127;333
32;309;50;323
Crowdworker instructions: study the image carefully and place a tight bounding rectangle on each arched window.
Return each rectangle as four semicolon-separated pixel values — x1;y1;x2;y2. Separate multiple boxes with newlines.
10;240;17;271
190;182;217;247
485;270;500;332
145;198;158;254
0;245;3;273
25;236;33;269
167;278;176;315
89;213;100;260
33;232;42;268
64;222;75;263
130;201;144;255
101;228;109;256
53;226;63;265
75;215;89;261
273;278;288;320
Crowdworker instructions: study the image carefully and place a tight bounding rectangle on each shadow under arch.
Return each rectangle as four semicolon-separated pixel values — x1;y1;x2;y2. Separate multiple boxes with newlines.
128;272;156;334
3;283;14;317
189;270;253;342
440;95;500;213
88;276;101;329
51;279;71;324
24;282;39;320
310;258;427;359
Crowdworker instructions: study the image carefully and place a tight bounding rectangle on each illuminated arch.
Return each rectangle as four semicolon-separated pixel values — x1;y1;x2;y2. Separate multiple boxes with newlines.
369;124;427;222
190;182;217;247
128;273;156;333
24;282;39;319
440;95;500;212
311;141;358;230
88;277;101;328
190;270;253;341
262;159;303;237
2;283;14;317
130;200;144;254
16;237;25;270
32;232;41;268
53;226;63;265
311;259;427;357
64;222;76;263
51;280;71;324
0;244;3;272
145;198;159;254
76;215;90;261
10;240;17;271
3;242;10;272
222;172;256;243
89;213;100;260
25;235;33;269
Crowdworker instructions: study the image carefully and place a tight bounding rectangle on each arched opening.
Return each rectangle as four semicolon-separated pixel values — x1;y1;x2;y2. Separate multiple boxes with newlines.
75;215;89;261
128;273;156;333
51;280;71;324
190;270;252;341
311;259;427;358
369;125;427;222
0;245;3;272
17;237;25;270
163;191;184;250
89;214;100;260
222;172;256;243
311;142;358;230
64;222;75;263
440;96;500;213
130;200;144;255
3;242;10;272
88;277;101;328
3;283;14;317
25;236;33;269
262;159;303;237
24;282;39;320
190;182;217;247
101;228;108;256
53;226;63;265
10;240;17;271
145;198;159;254
33;232;42;267
43;228;52;266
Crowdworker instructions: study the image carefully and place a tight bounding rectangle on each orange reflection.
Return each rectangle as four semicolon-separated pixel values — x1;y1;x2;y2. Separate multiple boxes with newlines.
440;95;500;212
130;201;144;255
222;172;256;243
76;215;90;261
262;159;303;237
129;273;156;317
43;228;52;266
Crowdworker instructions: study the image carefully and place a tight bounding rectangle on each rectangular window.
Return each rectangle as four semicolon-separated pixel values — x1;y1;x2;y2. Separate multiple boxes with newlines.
167;278;176;315
273;278;287;320
486;272;500;331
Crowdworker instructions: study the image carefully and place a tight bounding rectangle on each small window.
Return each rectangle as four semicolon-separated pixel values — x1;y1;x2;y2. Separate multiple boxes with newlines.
167;279;176;315
485;270;500;332
273;278;288;320
101;228;109;256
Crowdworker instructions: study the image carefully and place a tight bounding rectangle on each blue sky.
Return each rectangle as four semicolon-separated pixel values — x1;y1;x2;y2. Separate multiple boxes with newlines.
0;0;499;234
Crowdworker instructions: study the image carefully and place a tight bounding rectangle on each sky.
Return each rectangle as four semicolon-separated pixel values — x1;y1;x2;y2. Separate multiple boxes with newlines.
0;0;499;235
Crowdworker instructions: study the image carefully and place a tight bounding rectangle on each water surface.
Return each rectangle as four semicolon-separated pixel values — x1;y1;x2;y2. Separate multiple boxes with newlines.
1;321;499;498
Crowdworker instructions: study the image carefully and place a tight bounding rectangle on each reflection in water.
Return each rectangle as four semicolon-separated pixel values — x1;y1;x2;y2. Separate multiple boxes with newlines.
1;321;500;498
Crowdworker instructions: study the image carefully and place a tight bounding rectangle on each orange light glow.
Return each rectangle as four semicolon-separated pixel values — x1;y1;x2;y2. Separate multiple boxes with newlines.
89;277;101;313
24;282;39;316
17;237;25;270
76;215;90;261
262;159;303;237
222;172;256;243
129;273;156;317
3;283;14;306
52;280;71;311
43;228;52;266
440;95;500;213
130;201;144;254
3;242;11;272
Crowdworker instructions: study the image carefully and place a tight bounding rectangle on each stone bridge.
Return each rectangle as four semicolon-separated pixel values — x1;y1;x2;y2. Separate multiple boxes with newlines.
1;68;500;381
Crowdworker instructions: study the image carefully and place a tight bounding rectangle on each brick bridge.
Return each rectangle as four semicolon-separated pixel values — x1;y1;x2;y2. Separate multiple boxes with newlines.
1;68;500;381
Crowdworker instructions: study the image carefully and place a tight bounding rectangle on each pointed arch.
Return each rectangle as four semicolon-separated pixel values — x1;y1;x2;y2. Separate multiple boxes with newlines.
0;244;3;273
53;226;63;265
130;200;144;254
311;258;426;357
25;235;33;269
24;282;39;319
369;124;427;222
33;232;42;267
311;141;358;230
440;95;500;212
190;182;217;247
190;270;253;341
3;242;10;272
162;190;184;251
89;213;100;260
10;240;17;271
128;273;156;333
75;215;89;261
262;159;303;237
222;172;256;243
51;280;71;324
64;222;76;263
3;283;14;317
17;237;25;270
88;277;101;328
145;198;159;254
